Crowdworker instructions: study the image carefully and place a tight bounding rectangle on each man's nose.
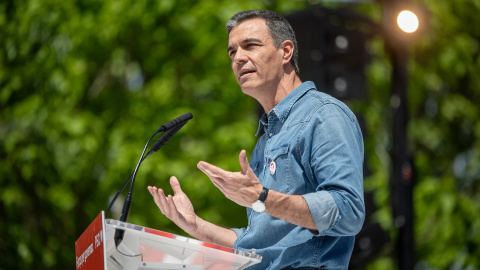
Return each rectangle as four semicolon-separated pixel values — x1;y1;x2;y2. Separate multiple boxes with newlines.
233;48;248;64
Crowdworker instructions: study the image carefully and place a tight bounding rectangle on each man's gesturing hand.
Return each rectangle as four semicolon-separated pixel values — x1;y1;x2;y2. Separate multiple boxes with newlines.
147;176;198;234
197;150;263;207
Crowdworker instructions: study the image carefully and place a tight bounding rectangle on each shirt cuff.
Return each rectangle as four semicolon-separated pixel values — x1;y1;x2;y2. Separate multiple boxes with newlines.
231;227;246;237
302;190;339;234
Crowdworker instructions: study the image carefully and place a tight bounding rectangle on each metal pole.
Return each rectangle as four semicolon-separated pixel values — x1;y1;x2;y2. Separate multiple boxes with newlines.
390;41;414;270
383;1;415;268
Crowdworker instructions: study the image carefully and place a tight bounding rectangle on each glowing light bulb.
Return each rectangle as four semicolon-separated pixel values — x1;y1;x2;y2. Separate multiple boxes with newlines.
397;10;419;33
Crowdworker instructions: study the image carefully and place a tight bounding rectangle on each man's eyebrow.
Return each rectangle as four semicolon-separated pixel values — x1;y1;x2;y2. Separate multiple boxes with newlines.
227;38;263;53
242;38;263;44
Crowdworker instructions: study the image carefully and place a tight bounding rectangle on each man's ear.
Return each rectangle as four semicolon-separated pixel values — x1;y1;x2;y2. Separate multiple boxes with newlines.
281;40;294;64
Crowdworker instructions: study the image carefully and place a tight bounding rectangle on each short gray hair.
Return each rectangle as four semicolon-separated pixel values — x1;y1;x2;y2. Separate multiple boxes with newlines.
226;10;300;75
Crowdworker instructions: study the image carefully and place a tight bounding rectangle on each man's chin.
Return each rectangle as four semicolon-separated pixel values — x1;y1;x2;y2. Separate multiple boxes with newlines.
239;79;257;90
240;84;256;97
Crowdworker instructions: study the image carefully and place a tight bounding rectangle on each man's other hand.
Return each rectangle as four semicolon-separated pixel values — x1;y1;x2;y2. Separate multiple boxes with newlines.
148;177;199;234
197;150;262;207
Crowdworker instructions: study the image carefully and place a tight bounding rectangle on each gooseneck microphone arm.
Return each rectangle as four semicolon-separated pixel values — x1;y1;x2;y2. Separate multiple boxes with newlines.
113;131;157;247
106;112;194;219
111;112;193;247
117;130;158;220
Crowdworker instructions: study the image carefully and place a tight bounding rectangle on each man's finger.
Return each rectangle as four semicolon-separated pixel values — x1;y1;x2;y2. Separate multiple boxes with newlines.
166;195;176;215
239;150;250;175
157;189;170;214
149;186;167;215
197;161;228;179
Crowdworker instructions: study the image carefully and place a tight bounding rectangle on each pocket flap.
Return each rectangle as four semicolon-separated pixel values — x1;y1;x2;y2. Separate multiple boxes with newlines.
266;145;289;161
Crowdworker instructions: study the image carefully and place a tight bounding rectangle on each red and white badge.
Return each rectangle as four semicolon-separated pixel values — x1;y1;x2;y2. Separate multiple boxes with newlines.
269;160;276;175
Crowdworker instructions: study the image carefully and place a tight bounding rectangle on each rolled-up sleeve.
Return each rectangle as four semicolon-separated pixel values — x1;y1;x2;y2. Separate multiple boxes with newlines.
231;227;246;237
302;190;339;234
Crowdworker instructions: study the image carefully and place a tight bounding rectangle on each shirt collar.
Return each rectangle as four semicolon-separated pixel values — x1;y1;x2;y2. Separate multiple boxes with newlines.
255;81;316;136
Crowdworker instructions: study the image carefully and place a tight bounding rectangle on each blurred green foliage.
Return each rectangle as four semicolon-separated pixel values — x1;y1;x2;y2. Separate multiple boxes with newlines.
0;0;479;269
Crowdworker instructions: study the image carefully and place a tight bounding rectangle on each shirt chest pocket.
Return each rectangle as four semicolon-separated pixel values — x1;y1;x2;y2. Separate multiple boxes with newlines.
264;145;290;193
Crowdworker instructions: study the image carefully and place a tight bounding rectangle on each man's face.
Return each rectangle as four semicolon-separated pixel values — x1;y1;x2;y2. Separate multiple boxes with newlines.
227;18;285;97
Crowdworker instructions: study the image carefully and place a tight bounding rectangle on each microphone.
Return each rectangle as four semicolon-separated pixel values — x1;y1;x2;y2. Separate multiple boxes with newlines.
157;112;193;133
143;120;189;159
107;113;193;247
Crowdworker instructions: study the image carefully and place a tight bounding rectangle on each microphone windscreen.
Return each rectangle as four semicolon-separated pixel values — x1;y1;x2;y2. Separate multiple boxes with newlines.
160;112;193;132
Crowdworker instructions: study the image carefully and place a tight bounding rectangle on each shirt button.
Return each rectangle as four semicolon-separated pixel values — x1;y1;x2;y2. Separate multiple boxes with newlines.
269;133;273;137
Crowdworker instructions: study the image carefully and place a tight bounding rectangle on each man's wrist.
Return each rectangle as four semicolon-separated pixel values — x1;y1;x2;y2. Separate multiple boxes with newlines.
185;215;202;238
252;187;269;213
254;185;264;202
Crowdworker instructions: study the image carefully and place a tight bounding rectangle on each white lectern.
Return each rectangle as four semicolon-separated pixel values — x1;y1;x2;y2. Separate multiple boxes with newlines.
75;212;262;270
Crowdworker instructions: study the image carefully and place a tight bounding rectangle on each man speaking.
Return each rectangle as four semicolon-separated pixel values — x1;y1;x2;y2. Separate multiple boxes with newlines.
148;10;365;270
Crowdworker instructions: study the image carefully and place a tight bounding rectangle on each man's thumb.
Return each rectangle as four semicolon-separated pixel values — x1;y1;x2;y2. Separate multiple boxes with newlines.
170;176;183;195
239;150;250;175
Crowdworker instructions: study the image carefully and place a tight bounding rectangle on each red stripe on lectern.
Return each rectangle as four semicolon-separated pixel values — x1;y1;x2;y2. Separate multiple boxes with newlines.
143;228;234;253
202;242;235;253
145;228;175;239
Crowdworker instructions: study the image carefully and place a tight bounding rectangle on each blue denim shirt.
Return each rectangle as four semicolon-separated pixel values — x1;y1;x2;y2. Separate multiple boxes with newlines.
232;81;365;270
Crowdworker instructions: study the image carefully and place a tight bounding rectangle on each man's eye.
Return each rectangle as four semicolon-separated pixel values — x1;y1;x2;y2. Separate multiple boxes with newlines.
229;50;236;57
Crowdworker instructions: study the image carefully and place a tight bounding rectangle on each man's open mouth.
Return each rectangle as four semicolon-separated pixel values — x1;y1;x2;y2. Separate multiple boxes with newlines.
240;70;255;77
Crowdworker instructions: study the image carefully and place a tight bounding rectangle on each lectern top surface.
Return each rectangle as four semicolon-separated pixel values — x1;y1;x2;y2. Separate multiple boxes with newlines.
106;219;262;261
